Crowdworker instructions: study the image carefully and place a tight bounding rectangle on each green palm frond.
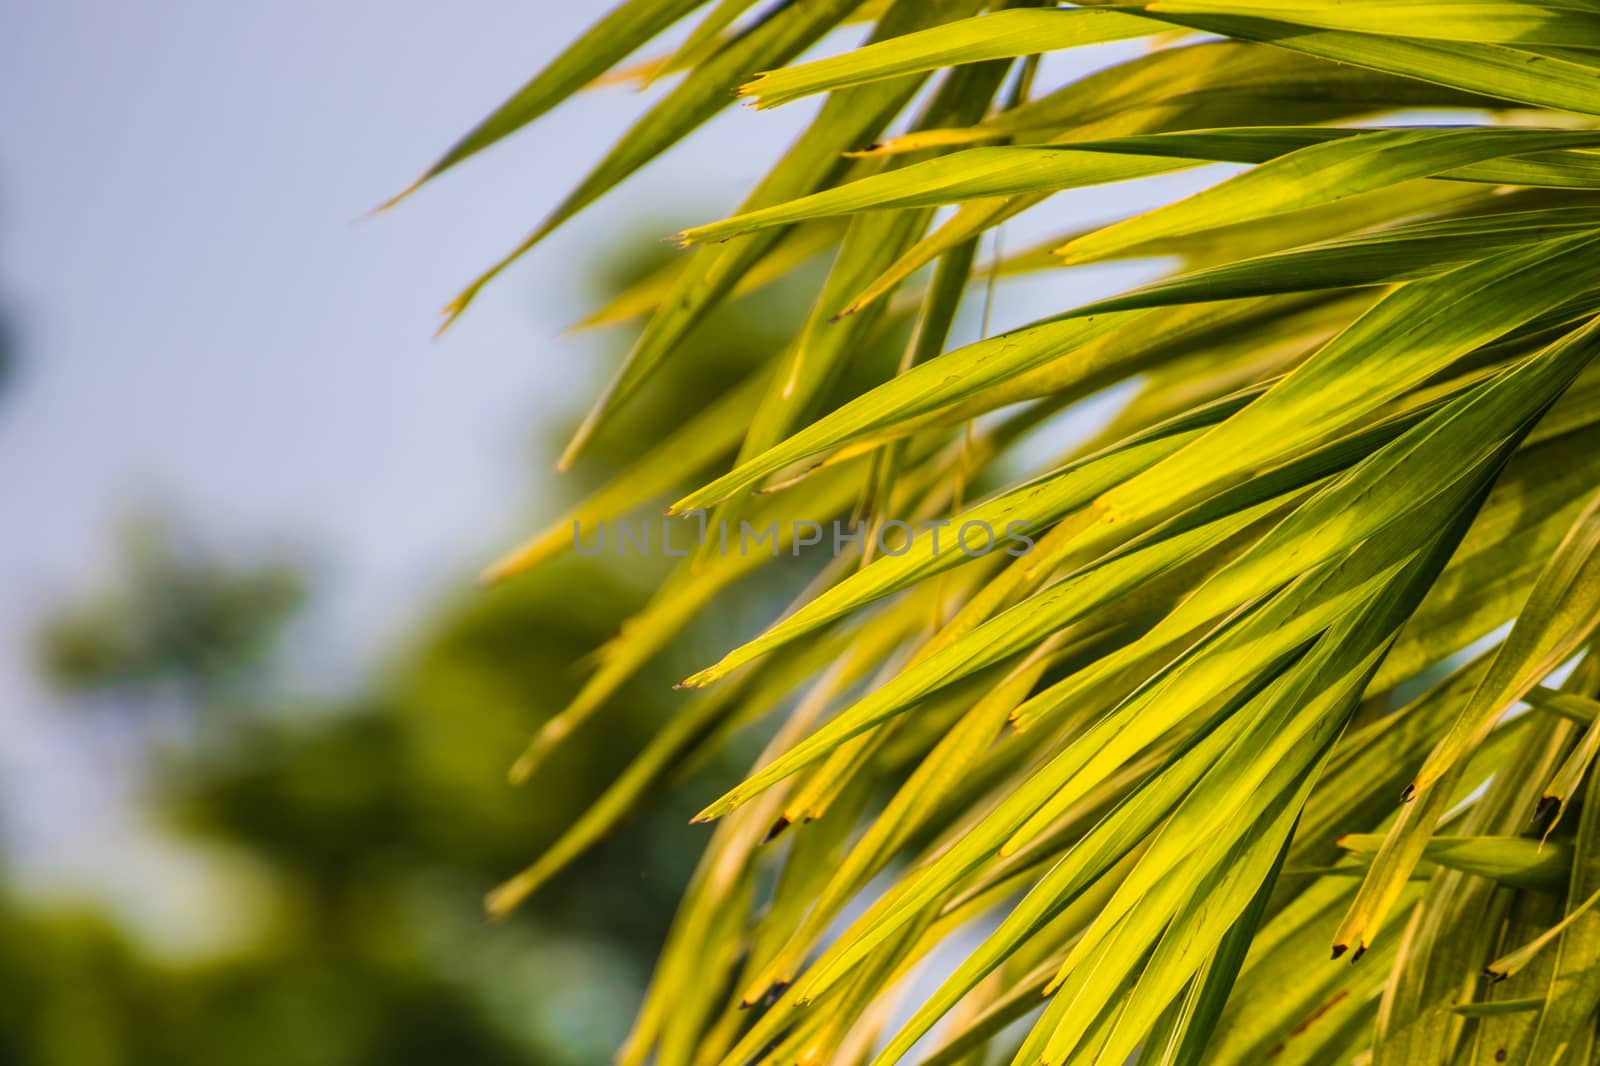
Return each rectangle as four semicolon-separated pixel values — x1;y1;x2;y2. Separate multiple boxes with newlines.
392;3;1600;1062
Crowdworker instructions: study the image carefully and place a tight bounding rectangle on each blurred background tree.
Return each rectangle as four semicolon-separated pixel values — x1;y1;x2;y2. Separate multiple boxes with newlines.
3;230;896;1066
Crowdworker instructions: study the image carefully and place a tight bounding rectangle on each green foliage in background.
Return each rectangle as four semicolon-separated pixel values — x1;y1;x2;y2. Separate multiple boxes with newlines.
397;3;1600;1064
13;244;859;1066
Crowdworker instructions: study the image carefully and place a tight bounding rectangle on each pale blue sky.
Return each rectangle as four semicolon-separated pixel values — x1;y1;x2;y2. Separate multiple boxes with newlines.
0;1;820;666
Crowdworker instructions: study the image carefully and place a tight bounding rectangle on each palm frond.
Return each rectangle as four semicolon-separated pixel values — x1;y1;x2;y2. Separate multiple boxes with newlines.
392;3;1600;1062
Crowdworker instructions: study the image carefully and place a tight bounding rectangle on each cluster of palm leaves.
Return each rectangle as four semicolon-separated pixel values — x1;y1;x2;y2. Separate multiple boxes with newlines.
389;2;1600;1063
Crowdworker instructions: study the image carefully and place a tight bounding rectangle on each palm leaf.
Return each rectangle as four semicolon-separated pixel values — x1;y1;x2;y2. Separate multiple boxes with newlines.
392;3;1600;1062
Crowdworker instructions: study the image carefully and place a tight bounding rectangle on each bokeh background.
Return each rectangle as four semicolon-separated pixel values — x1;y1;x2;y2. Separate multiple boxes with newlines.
0;4;1178;1062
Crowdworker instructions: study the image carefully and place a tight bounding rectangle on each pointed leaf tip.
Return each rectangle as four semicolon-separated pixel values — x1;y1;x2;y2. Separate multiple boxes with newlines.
371;176;425;216
677;666;716;689
484;876;531;921
508;720;566;786
435;292;473;339
507;752;537;786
